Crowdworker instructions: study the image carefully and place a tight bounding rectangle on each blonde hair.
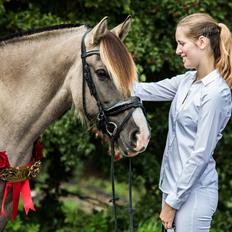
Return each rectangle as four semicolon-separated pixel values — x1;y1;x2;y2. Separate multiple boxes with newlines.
99;31;136;96
177;13;232;88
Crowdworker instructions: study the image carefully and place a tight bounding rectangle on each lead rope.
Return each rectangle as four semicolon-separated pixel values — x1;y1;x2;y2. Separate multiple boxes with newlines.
128;158;134;232
110;140;119;232
109;110;135;232
110;139;135;232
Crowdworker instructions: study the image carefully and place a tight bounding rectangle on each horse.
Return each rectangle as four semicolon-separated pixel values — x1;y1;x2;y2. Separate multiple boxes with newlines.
0;16;150;230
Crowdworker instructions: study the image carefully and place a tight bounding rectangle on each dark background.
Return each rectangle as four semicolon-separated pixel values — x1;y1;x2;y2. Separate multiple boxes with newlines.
1;0;231;231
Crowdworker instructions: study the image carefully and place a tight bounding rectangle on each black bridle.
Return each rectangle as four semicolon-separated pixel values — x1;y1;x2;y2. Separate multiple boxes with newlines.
81;29;145;232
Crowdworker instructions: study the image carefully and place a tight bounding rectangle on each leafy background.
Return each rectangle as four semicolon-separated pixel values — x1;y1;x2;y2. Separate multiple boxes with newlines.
0;0;231;231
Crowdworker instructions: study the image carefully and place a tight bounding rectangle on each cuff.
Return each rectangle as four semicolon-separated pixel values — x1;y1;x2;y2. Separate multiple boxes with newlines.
165;192;188;210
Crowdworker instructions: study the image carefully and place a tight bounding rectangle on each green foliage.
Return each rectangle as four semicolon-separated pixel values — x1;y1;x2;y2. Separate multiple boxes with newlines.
5;216;40;232
60;210;109;232
0;2;64;36
6;4;62;31
0;0;232;231
0;0;5;17
137;218;161;232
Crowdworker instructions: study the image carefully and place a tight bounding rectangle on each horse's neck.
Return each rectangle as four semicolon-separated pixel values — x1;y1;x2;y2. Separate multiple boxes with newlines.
0;26;85;165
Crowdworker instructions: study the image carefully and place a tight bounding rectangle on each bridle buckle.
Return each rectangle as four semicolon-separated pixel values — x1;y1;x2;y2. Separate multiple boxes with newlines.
106;121;118;137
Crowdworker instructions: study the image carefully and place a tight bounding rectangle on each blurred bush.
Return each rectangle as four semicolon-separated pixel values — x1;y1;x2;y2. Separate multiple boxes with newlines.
1;0;231;231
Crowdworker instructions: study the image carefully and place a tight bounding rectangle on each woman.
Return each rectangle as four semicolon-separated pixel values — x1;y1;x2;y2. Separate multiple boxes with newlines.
134;13;232;232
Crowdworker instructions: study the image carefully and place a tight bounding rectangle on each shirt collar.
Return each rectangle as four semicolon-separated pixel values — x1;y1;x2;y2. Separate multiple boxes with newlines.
196;69;220;86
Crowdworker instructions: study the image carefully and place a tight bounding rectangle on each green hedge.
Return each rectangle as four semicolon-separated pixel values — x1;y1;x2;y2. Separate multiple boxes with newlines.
1;0;231;231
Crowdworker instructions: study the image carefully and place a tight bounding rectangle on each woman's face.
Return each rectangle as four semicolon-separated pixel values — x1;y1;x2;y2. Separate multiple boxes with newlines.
175;26;201;69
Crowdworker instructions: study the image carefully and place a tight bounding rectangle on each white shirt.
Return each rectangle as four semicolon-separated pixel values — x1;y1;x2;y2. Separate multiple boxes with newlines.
134;70;232;209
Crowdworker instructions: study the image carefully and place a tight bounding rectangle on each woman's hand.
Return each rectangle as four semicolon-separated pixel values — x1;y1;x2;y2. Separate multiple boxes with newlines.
159;202;176;229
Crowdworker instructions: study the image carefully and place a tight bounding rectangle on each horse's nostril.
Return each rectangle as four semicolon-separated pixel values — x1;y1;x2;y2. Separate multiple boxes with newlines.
130;129;139;145
139;146;145;152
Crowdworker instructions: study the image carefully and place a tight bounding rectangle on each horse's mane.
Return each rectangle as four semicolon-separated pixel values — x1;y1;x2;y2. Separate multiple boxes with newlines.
0;24;88;45
100;31;136;97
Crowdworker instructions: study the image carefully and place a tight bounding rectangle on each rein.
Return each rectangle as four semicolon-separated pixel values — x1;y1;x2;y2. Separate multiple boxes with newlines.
81;29;144;232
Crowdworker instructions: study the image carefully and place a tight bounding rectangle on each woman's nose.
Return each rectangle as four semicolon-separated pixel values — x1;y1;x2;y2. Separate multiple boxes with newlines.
176;45;182;55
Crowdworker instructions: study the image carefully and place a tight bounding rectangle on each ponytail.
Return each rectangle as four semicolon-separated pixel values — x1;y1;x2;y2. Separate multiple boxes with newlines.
216;23;232;88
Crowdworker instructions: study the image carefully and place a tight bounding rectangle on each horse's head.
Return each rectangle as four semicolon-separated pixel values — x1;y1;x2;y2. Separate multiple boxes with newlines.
72;16;150;157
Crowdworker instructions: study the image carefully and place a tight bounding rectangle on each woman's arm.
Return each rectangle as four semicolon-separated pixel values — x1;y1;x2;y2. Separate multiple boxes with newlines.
133;74;185;101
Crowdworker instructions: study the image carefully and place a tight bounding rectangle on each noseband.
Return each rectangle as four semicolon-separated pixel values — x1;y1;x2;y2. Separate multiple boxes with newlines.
81;29;145;232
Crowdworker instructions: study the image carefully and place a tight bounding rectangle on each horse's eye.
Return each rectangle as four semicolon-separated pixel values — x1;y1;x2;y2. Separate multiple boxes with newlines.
96;69;109;80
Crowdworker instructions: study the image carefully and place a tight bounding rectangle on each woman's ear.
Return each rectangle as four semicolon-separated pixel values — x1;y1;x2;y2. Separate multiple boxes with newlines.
196;35;210;50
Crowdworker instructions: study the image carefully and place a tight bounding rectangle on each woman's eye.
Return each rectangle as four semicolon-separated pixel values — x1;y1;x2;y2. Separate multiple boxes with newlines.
179;42;185;46
96;69;109;80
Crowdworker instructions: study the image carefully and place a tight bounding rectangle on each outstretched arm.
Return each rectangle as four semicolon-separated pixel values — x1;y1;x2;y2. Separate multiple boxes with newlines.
133;74;185;102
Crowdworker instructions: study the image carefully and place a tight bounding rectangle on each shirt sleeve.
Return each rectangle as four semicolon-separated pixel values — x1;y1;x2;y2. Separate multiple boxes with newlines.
133;74;185;101
165;89;232;210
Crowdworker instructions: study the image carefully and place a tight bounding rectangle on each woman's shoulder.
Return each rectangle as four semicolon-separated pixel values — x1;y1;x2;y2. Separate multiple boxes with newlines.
208;73;230;95
202;75;231;105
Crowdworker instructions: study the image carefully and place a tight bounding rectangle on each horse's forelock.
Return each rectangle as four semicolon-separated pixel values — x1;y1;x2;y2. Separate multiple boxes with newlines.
99;31;136;96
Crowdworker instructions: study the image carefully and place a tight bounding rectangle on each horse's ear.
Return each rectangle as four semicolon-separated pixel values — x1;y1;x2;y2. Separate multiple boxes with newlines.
89;16;108;45
111;15;132;41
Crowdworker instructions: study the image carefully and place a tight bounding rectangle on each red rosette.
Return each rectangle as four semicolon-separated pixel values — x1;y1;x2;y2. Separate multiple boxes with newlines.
0;151;10;169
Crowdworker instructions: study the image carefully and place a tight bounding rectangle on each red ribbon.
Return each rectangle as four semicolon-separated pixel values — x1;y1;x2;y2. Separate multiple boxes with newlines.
0;140;42;220
1;179;36;220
